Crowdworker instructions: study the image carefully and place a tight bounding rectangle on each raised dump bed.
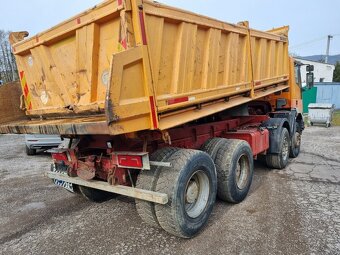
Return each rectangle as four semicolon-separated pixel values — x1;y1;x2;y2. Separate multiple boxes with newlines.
0;0;290;135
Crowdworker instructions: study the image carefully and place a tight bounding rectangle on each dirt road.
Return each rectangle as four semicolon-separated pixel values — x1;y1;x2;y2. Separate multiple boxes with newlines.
0;127;339;254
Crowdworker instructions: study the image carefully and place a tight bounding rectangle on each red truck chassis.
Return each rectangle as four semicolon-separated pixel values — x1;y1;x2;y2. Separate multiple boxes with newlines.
51;115;269;186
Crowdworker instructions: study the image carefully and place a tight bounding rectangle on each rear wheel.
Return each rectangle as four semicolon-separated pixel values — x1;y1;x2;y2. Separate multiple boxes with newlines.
155;149;217;238
79;186;116;203
200;137;228;161
290;124;301;158
135;147;178;228
215;140;254;203
26;146;36;156
266;128;290;169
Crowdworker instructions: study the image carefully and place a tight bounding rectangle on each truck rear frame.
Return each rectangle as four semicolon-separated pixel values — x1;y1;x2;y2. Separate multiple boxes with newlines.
1;0;309;238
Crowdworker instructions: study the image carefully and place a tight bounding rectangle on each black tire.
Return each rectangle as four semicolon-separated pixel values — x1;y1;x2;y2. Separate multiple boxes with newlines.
155;149;217;238
266;128;290;169
289;124;301;158
135;147;178;228
201;137;228;161
215;140;254;203
79;186;116;203
310;122;313;126
26;146;36;156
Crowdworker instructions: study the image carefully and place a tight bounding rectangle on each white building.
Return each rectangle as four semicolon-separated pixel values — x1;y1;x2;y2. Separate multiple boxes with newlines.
295;57;335;84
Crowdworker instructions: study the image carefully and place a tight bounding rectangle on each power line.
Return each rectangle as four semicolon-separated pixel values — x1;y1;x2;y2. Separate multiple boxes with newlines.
290;34;340;50
290;36;327;49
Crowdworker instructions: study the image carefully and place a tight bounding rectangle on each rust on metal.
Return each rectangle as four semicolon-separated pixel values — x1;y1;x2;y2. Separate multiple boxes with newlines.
77;157;96;180
8;31;29;45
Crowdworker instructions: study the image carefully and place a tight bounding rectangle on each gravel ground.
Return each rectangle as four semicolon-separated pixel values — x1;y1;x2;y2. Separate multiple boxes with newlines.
0;126;339;255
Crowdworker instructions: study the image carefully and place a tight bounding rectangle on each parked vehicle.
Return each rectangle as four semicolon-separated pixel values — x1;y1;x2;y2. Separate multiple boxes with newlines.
25;134;62;155
0;0;314;238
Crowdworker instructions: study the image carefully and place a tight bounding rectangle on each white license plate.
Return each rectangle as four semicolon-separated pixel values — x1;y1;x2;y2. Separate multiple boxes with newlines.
53;179;75;193
51;163;75;193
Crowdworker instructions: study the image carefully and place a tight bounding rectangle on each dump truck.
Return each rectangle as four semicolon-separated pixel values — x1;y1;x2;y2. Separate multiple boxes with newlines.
1;0;314;238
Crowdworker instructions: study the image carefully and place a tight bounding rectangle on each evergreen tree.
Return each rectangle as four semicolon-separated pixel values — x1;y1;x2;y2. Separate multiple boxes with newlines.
334;62;340;82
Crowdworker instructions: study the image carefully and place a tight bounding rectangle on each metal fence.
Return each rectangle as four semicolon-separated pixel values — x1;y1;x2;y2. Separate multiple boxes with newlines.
315;83;340;109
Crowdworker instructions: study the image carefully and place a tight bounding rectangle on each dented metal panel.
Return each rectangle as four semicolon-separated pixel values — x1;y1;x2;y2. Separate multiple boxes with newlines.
1;0;291;136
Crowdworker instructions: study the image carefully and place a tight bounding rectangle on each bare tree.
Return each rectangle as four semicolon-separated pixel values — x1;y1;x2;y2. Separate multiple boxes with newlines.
0;29;19;84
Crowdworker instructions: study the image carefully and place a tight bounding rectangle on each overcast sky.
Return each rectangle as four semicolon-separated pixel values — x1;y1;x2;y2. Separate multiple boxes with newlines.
1;0;339;56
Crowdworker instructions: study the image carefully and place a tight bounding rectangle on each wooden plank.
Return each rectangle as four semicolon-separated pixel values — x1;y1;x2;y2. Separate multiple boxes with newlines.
46;171;168;204
0;82;27;124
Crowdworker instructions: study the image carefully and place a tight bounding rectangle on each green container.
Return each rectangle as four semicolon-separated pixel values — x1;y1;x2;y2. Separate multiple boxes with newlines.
302;87;317;113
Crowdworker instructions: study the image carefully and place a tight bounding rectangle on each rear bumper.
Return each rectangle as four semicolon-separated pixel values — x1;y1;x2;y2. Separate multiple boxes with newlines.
27;143;61;150
46;171;168;204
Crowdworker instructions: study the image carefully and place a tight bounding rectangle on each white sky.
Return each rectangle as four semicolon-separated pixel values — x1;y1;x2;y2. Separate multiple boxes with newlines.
1;0;339;56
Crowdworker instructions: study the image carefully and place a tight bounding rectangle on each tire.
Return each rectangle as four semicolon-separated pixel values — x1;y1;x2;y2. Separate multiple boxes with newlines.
201;137;228;161
79;186;116;203
266;128;290;169
289;124;301;158
26;146;36;156
135;147;178;228
326;123;331;128
310;122;313;126
215;139;254;203
155;149;217;238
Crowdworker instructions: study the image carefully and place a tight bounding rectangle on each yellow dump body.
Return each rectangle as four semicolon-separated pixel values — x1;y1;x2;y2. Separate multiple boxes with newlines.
0;0;291;135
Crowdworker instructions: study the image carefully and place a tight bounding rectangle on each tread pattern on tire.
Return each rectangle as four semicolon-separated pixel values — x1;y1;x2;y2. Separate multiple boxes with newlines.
289;123;301;158
215;139;253;203
155;149;216;238
26;146;36;156
266;128;290;169
135;147;178;228
201;137;228;161
155;149;196;238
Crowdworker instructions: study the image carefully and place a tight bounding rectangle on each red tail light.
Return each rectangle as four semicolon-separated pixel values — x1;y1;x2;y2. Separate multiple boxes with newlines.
52;152;68;162
117;155;143;168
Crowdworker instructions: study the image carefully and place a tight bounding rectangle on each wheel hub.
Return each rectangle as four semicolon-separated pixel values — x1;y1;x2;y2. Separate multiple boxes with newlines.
184;170;210;219
186;181;199;204
294;132;301;147
282;136;289;160
235;154;250;190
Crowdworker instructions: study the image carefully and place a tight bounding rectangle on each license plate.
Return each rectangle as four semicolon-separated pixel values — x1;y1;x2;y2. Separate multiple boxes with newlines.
53;179;75;193
51;163;75;193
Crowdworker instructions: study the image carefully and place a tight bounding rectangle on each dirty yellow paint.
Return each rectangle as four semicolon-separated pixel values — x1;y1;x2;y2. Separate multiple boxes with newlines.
4;0;294;136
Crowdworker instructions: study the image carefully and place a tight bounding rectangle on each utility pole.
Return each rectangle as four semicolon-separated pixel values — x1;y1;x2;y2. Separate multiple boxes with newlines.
325;35;333;64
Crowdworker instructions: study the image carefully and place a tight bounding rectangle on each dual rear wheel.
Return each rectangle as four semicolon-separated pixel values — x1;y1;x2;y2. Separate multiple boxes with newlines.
265;126;301;169
137;149;217;238
136;138;254;238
